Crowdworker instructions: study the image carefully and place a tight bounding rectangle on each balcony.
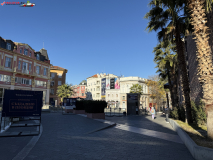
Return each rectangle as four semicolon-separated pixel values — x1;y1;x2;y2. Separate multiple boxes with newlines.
22;69;29;74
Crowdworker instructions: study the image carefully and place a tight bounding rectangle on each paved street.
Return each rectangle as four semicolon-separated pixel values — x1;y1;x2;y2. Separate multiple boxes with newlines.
0;113;194;160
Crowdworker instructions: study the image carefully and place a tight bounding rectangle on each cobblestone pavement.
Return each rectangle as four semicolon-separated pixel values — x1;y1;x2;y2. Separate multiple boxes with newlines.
0;118;38;160
22;113;194;160
106;113;177;135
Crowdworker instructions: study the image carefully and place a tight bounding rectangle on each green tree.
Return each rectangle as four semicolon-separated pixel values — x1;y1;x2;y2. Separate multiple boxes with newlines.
130;84;143;95
146;75;166;108
144;0;193;123
56;83;74;102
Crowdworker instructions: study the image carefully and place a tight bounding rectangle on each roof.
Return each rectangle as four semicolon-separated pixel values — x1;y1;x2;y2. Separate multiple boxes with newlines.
87;74;98;79
50;66;67;70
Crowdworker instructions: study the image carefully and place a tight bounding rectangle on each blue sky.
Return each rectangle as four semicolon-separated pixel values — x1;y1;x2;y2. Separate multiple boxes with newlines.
1;0;158;85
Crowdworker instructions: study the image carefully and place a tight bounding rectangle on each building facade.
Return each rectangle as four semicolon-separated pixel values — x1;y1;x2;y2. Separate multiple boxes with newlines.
119;77;149;109
105;89;120;108
86;73;118;100
71;80;87;99
49;66;68;106
0;36;51;108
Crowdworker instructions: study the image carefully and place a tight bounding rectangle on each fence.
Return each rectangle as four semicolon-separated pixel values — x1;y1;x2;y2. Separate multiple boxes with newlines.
49;105;63;112
104;108;126;117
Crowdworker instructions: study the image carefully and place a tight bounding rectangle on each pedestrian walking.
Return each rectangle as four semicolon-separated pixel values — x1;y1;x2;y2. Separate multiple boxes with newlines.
165;106;169;123
150;107;155;120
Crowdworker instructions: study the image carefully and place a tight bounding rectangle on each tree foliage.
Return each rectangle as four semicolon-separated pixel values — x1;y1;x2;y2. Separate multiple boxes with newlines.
146;75;166;107
130;84;143;95
56;83;74;101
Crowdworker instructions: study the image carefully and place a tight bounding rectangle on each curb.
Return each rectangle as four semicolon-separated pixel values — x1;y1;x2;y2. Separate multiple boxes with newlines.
169;118;213;160
12;120;43;160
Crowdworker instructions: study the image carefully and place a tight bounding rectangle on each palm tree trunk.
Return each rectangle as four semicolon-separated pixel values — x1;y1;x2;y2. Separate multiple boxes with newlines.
188;0;213;139
175;26;193;123
172;70;179;108
167;70;175;108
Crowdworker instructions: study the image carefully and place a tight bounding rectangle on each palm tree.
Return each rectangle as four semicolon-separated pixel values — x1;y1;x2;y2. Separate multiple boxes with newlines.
57;83;74;102
153;40;179;109
152;0;213;140
145;0;193;123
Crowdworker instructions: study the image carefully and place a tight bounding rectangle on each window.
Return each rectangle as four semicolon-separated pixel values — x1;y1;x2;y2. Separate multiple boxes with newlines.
108;94;110;97
36;66;40;74
15;77;31;85
94;88;95;91
22;62;28;70
50;89;54;94
82;93;84;96
24;49;28;55
112;94;113;97
0;75;11;82
29;52;31;57
58;81;62;86
5;57;11;68
116;94;118;97
51;81;54;86
51;73;55;78
18;61;21;70
29;63;32;71
122;96;125;100
35;80;47;87
7;43;11;50
58;74;62;78
91;89;92;91
37;54;40;60
20;48;22;53
43;68;47;76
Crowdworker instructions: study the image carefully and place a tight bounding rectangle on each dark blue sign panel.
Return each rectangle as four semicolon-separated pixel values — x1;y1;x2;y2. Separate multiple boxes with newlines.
101;78;106;96
2;90;43;117
63;98;77;106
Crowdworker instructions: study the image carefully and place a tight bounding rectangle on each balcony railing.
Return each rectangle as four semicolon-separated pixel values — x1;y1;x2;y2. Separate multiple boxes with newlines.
22;69;29;74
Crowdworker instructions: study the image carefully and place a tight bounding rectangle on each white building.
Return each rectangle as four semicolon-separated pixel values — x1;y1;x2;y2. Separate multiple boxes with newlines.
86;73;118;100
119;77;149;109
105;89;120;108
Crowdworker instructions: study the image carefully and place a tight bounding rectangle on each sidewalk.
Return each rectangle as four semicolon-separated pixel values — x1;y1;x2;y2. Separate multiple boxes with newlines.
0;118;38;160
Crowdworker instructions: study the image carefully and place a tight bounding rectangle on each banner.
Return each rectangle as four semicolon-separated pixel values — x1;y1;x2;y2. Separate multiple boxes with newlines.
101;78;106;96
115;78;120;89
106;78;110;89
110;78;115;89
2;90;43;117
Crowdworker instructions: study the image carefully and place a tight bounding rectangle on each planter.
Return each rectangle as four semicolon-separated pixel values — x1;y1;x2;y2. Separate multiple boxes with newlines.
73;110;85;114
86;113;105;119
169;118;213;160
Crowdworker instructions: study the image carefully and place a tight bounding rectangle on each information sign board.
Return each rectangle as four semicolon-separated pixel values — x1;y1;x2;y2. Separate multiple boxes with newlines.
2;90;43;117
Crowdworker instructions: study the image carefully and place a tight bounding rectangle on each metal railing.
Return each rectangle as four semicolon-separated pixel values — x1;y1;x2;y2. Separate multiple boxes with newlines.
49;105;63;112
0;113;11;132
104;107;126;117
